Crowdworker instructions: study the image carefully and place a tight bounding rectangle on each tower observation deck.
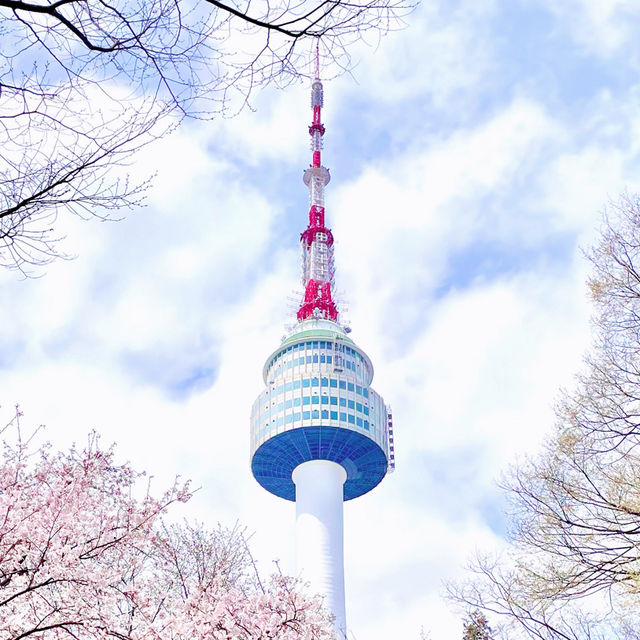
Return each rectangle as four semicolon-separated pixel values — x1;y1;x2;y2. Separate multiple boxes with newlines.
249;59;393;638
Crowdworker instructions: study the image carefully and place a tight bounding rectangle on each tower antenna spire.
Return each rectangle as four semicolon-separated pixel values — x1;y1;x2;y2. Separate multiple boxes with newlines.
249;61;394;640
297;43;337;323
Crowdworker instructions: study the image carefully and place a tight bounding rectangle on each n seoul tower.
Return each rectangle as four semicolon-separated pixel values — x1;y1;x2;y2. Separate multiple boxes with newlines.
250;52;395;638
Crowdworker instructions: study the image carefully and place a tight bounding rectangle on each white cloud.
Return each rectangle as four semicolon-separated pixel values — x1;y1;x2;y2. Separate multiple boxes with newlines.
537;0;640;56
330;97;559;356
6;3;640;640
334;0;498;107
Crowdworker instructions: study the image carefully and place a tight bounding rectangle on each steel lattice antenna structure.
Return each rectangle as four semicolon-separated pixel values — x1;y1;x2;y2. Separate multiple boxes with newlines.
250;51;395;638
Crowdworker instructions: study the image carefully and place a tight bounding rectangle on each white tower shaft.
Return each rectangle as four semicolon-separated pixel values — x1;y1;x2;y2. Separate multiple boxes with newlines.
292;460;347;638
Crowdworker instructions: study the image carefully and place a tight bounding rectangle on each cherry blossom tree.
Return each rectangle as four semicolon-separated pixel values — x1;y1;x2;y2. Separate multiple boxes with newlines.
0;408;334;639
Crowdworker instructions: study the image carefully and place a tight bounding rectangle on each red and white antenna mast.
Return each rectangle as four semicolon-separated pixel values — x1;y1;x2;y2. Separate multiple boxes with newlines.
297;42;338;323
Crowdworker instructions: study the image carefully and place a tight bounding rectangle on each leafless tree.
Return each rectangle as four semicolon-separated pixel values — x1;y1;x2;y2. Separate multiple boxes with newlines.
448;194;640;640
0;0;412;272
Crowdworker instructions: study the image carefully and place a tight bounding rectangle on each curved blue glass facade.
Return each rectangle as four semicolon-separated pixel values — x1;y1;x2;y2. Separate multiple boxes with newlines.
251;426;388;501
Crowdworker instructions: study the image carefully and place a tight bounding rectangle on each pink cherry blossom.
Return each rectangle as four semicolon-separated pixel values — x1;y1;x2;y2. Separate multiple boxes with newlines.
1;409;334;640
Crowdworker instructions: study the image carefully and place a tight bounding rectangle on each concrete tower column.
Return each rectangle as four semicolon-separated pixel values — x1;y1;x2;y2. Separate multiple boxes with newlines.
292;460;347;638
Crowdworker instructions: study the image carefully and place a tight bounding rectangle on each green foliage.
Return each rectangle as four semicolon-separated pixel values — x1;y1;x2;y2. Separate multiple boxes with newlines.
463;610;492;640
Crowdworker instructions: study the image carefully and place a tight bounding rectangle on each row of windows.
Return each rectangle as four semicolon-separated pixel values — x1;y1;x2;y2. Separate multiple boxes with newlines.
277;339;361;355
264;395;370;415
267;377;369;398
269;355;361;379
262;411;371;431
276;354;334;366
268;340;366;373
268;340;333;370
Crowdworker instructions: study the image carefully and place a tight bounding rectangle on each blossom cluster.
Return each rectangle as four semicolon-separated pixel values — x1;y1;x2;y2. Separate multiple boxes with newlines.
0;416;334;639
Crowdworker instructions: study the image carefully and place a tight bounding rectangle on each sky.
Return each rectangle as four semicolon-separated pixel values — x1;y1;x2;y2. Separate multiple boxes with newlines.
3;0;640;638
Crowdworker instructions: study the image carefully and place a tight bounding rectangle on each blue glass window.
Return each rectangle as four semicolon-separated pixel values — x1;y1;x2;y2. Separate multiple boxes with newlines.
303;397;311;405
321;377;328;386
306;356;312;364
356;417;362;427
356;385;362;395
320;355;326;363
347;383;354;392
312;354;318;363
303;379;310;388
356;402;362;412
339;381;346;390
312;410;319;419
320;341;326;348
340;412;347;421
311;378;319;387
286;415;294;424
303;411;310;420
293;380;301;390
293;398;301;407
348;414;355;424
330;411;338;420
285;400;292;409
330;397;338;405
348;400;355;410
321;396;329;405
327;355;333;363
363;388;369;398
312;397;319;405
330;378;337;388
321;410;329;419
364;420;369;430
340;398;347;407
294;412;301;421
364;406;369;415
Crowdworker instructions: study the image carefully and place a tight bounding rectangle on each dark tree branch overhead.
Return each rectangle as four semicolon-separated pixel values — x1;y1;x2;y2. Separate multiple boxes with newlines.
0;0;413;272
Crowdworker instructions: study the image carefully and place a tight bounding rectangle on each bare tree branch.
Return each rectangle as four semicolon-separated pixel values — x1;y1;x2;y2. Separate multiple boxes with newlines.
0;0;414;272
448;194;640;640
